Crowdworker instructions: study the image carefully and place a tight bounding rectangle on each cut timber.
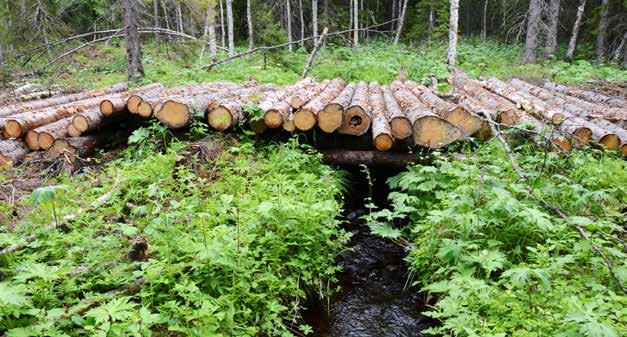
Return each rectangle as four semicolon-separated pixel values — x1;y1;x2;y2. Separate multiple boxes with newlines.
0;140;29;166
204;84;278;131
287;80;330;109
319;83;356;133
67;123;81;137
72;109;105;134
390;81;462;149
559;117;594;147
37;117;74;150
100;83;164;116
516;115;572;153
593;119;627;156
382;85;411;140
0;83;127;118
543;81;626;108
482;78;566;124
322;150;419;167
406;80;482;136
24;130;40;150
339;81;371;136
50;136;98;160
127;82;238;114
265;101;293;129
261;78;317;128
368;83;394;151
294;78;346;131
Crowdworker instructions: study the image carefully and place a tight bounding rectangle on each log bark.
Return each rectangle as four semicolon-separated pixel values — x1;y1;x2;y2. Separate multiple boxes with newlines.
0;140;29;166
390;81;462;148
319;83;356;133
0;83;127;118
322;150;419;167
36;116;74;150
542;81;626;108
294;78;345;131
406;80;482;136
261;78;316;128
566;0;586;61
339;81;370;136
368;83;394;151
593;119;627;156
287;79;330;109
559;117;595;148
382;85;411;140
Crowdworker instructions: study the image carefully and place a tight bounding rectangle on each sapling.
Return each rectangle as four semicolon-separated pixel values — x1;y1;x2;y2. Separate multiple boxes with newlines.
31;185;68;228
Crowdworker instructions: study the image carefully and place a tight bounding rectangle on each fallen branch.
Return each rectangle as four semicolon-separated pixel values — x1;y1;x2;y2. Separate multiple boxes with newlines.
302;27;329;79
483;114;626;294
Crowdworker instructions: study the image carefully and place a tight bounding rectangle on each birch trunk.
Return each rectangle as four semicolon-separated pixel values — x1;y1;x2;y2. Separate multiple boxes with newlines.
226;0;235;56
566;0;585;61
312;0;318;39
595;0;609;62
153;0;161;52
353;0;359;46
448;0;459;66
220;0;226;48
428;6;434;44
394;0;408;45
523;0;542;64
247;0;253;51
287;0;293;51
299;0;305;48
481;0;488;41
176;1;184;33
544;0;560;58
122;0;144;82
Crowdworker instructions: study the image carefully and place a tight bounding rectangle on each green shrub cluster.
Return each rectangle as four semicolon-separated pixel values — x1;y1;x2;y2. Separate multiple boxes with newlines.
0;136;348;336
366;143;626;337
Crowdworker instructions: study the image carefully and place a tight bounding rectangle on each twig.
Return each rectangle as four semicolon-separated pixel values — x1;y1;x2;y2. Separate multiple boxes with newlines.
483;114;626;294
302;27;329;79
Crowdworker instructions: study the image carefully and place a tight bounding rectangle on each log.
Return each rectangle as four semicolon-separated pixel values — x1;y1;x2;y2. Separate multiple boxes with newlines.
390;81;462;149
592;119;627;156
286;80;330;109
559;117;595;148
0;140;29;166
0;83;127;118
261;78;317;128
67;123;81;137
127;82;240;114
406;80;482;136
339;81;371;136
516;115;572;153
204;84;279;131
482;77;567;125
100;83;164;116
50;136;98;160
322;150;419;167
37;117;74;150
319;83;356;133
382;85;411;140
368;82;394;151
24;129;40;150
294;78;346;131
72;109;105;134
543;81;626;108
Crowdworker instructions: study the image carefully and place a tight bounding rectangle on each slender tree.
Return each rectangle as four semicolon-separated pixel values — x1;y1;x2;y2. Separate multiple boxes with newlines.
353;0;358;46
544;0;561;58
219;0;225;48
153;0;161;52
176;1;184;33
481;0;488;41
201;2;217;63
448;0;459;66
566;0;586;61
523;0;542;64
121;0;144;81
312;0;318;38
394;0;408;44
299;0;304;47
428;5;434;44
286;0;293;51
226;0;234;56
247;0;253;51
595;0;609;62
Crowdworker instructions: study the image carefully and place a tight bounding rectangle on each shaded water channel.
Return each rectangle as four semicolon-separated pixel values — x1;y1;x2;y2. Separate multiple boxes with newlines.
302;167;437;337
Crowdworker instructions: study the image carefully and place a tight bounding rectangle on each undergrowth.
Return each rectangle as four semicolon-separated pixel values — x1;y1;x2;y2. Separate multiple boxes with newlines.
0;132;349;336
366;143;627;337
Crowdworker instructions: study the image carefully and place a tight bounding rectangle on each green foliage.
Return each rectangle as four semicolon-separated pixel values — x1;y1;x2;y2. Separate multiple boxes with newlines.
366;143;627;337
0;138;348;336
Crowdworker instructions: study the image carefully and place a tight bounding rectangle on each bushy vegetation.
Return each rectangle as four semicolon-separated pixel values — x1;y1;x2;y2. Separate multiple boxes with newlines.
29;39;627;91
367;143;626;337
0;131;349;336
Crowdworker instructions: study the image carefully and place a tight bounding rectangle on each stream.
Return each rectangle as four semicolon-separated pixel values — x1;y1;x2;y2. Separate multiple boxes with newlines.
302;167;437;337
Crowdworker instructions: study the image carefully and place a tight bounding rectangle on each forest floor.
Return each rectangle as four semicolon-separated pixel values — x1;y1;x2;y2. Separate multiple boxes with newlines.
1;40;625;336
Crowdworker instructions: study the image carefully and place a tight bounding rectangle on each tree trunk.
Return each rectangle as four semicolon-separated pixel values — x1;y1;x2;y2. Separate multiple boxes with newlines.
595;0;609;62
543;81;626;108
368;83;394;151
389;81;462;148
35;116;75;150
153;0;161;52
353;0;359;46
339;81;370;136
382;85;411;140
447;0;459;66
0;140;29;166
613;33;625;63
201;5;218;63
428;6;434;44
294;78;345;131
302;27;329;78
523;0;541;64
319;82;357;133
122;0;144;82
566;0;586;61
287;0;293;51
226;0;235;56
322;150;420;167
394;0;408;44
219;0;226;49
481;0;488;41
72;109;106;135
299;0;305;48
312;0;318;39
176;1;184;33
247;0;253;51
544;0;560;58
50;136;99;161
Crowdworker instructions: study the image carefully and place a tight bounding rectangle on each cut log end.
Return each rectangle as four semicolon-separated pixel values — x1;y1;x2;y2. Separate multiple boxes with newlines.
318;103;344;133
157;101;191;129
99;100;113;115
445;107;483;136
249;119;267;134
283;119;296;133
38;132;55;150
390;117;412;140
550;137;572;153
137;102;153;118
264;110;283;129
25;131;39;150
67;123;82;137
551;113;565;125
475;121;493;141
207;106;234;131
599;134;620;150
127;96;142;114
340;106;371;136
571;128;592;147
5;120;23;139
374;134;394;152
413;116;462;149
74;115;89;133
294;109;316;131
498;109;521;126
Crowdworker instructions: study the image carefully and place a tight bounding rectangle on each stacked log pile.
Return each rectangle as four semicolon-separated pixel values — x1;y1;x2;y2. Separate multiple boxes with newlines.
1;74;625;168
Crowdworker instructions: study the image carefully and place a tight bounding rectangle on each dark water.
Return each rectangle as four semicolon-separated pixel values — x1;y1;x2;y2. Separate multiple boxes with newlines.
301;167;437;337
